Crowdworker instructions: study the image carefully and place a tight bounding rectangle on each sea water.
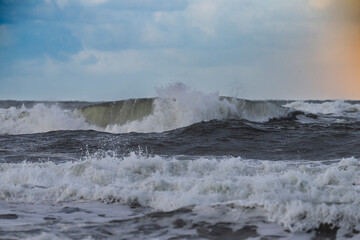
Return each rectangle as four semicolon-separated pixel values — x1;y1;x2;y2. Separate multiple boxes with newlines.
1;85;360;239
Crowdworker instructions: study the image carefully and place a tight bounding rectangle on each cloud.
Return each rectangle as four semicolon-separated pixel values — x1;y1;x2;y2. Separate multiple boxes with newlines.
2;0;354;100
1;0;310;53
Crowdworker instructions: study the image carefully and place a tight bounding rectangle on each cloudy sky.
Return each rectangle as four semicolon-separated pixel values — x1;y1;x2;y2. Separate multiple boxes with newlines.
0;0;359;100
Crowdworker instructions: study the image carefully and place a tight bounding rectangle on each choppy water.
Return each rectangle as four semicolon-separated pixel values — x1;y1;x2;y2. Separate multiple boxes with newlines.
1;87;360;239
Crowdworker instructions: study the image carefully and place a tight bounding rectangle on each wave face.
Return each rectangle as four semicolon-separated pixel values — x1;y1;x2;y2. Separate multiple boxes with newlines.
79;98;155;128
1;152;359;232
79;84;289;133
80;97;289;133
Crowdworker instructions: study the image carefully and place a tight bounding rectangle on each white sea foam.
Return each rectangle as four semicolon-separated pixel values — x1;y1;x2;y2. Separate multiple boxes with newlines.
0;104;99;135
285;100;360;116
1;152;359;232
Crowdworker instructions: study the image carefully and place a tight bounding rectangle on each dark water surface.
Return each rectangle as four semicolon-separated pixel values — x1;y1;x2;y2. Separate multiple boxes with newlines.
1;118;360;163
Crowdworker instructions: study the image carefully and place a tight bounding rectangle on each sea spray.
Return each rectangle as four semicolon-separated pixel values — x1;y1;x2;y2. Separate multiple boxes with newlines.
0;104;97;135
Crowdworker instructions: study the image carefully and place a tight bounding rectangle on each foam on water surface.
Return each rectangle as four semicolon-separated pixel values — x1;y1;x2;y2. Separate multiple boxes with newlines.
0;104;98;135
1;152;360;232
285;100;360;116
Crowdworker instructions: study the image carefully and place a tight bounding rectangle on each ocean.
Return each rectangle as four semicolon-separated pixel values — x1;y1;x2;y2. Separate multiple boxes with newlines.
1;89;360;239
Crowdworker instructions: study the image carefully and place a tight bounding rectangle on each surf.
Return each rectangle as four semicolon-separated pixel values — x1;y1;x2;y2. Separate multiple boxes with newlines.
77;83;290;133
77;97;289;132
1;150;359;232
0;84;293;134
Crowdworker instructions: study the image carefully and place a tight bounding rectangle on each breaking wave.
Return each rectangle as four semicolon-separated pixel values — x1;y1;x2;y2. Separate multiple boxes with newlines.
1;151;359;232
0;84;292;135
0;104;98;135
81;98;289;133
285;100;360;116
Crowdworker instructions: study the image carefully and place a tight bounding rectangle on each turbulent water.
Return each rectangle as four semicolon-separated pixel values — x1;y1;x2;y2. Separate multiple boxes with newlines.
1;87;360;239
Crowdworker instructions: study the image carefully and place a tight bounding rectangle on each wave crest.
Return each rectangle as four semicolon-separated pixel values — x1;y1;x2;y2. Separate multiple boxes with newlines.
0;104;96;135
0;85;291;134
80;85;289;133
285;100;360;115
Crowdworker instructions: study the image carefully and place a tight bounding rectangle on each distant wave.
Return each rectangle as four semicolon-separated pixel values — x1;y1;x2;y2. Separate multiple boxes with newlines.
0;104;97;135
0;99;290;135
2;98;360;135
0;84;293;135
4;85;360;135
285;100;360;115
78;83;292;133
78;97;290;133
